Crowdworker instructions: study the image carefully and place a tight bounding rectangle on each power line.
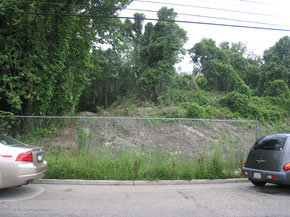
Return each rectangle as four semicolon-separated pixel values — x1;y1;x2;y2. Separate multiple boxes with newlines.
1;0;88;7
2;10;290;32
132;0;278;17
1;0;266;8
240;0;263;3
239;0;275;5
0;0;127;13
2;0;278;18
125;8;286;27
184;0;276;7
1;0;285;28
182;0;261;7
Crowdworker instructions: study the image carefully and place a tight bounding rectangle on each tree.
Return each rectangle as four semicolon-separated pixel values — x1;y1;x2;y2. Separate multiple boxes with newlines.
230;42;247;56
0;0;132;115
138;8;187;102
259;36;290;94
188;38;228;83
189;39;250;96
78;48;124;111
122;13;146;81
221;46;261;90
189;38;228;67
121;7;187;102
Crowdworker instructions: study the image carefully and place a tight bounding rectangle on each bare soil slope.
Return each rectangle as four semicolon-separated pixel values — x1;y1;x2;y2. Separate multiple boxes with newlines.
43;111;257;156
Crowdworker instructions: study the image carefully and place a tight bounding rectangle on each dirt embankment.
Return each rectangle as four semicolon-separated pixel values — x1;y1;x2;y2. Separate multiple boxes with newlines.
42;112;257;156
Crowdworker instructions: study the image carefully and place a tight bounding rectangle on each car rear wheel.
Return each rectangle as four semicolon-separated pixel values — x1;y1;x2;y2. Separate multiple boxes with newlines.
251;180;266;186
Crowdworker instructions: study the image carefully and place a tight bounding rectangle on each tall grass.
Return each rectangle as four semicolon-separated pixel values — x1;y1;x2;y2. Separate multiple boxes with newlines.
44;143;245;180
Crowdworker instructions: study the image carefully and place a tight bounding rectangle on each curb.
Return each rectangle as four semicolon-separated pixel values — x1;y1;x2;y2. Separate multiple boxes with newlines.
35;178;248;186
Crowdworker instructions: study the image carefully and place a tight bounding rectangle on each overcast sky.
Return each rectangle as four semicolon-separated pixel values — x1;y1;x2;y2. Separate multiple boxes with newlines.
120;0;290;73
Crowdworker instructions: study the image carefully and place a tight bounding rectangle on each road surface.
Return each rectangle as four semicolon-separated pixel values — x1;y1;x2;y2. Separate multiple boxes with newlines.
1;181;290;217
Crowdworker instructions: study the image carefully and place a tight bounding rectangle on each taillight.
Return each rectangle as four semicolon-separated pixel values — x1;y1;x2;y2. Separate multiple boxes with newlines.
283;162;290;171
16;152;33;162
243;161;247;167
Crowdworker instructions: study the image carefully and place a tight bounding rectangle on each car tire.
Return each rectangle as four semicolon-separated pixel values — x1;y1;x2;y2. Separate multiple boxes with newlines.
251;180;266;186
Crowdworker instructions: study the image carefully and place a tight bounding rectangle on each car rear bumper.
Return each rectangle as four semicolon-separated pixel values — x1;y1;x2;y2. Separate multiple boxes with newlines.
242;167;289;185
0;161;48;189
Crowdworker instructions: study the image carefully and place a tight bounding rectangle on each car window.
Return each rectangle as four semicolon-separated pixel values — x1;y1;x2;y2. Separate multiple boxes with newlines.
0;135;26;147
254;135;288;151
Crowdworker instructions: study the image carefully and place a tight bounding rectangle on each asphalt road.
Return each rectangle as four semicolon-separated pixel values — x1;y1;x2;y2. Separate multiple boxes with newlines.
1;181;290;217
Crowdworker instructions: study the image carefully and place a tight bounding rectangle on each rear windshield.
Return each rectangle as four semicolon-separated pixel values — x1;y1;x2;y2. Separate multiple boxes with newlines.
254;135;288;151
0;135;26;147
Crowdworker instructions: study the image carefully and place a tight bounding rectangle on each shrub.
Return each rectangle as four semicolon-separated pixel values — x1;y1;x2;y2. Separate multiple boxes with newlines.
186;103;206;118
191;90;211;106
196;76;211;91
219;91;250;117
202;60;251;97
159;88;211;107
0;111;15;135
264;80;290;98
219;92;287;123
249;102;285;123
204;106;218;119
160;109;186;118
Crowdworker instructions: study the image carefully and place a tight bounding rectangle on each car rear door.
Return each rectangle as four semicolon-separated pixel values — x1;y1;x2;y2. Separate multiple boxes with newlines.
245;135;288;172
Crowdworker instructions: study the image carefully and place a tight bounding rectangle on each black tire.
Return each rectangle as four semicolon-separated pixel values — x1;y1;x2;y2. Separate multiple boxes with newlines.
251;180;266;187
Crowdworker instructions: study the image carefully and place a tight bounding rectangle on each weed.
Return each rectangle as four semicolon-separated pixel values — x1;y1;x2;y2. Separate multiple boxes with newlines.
44;142;244;180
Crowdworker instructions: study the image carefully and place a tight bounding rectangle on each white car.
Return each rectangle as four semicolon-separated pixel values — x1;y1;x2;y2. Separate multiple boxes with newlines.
0;135;47;189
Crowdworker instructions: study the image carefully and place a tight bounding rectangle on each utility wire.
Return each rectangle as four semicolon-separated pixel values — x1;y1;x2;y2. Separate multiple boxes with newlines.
239;0;275;5
1;0;285;27
1;0;88;7
1;0;278;17
183;0;264;7
132;0;278;17
188;0;278;6
2;10;290;32
125;8;286;27
0;0;256;8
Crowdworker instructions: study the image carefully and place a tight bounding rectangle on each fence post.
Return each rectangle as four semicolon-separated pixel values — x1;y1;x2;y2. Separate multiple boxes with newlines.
78;117;82;154
255;116;258;141
79;116;82;132
178;119;183;162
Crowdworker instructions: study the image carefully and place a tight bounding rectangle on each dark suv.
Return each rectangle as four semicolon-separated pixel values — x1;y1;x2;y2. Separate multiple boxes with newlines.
242;134;290;186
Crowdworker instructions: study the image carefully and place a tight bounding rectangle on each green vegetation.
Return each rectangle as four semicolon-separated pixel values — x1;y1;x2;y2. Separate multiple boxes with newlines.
44;143;244;180
1;3;289;125
1;2;290;180
0;0;132;115
40;119;254;181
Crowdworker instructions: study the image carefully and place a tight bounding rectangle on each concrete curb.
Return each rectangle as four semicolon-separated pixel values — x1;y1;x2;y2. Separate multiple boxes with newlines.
35;178;248;186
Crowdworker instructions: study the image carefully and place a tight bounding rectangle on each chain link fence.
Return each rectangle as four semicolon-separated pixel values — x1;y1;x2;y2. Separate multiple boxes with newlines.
0;115;265;158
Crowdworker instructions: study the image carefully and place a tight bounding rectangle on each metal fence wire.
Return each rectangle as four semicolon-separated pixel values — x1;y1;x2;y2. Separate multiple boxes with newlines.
0;116;262;159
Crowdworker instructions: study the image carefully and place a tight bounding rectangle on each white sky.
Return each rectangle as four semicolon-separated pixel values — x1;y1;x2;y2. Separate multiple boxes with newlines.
120;0;290;73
